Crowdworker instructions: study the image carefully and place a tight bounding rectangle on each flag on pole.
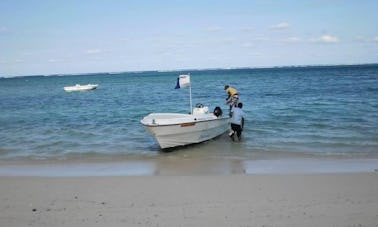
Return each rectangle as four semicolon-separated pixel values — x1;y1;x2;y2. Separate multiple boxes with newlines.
175;74;191;89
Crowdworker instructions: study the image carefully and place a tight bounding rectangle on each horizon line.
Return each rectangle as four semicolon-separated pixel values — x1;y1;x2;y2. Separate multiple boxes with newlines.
2;63;378;79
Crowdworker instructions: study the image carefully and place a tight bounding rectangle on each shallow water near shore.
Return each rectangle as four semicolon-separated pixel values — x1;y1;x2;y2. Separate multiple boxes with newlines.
1;157;378;176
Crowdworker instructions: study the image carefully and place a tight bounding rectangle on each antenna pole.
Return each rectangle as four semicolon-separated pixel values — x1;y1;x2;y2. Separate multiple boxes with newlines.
189;74;192;114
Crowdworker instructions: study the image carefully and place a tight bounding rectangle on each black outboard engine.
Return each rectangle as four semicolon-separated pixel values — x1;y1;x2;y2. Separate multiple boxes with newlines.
213;106;223;117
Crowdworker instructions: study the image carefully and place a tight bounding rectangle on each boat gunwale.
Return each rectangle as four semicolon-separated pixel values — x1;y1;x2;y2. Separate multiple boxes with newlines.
140;115;229;127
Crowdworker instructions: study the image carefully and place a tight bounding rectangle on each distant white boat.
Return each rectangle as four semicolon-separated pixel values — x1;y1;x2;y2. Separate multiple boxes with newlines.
63;84;98;92
141;74;230;149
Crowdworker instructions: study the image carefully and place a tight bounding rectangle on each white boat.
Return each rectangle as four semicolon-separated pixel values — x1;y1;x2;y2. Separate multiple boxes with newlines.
141;74;230;149
63;84;98;92
141;105;229;149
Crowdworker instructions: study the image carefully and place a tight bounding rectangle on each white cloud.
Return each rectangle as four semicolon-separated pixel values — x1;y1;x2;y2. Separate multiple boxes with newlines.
248;52;262;57
241;42;254;48
22;52;33;56
222;38;235;44
354;36;367;42
252;35;270;42
241;27;255;33
311;35;339;43
86;49;102;55
285;37;302;43
320;35;339;43
206;26;223;32
0;26;8;33
355;36;378;43
48;59;58;63
270;22;290;30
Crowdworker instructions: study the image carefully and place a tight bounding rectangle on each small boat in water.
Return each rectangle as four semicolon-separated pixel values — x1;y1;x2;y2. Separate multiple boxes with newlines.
141;105;229;149
63;84;98;92
141;74;230;149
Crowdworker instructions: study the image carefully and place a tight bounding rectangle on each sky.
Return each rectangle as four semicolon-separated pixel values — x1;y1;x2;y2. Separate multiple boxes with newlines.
1;0;378;77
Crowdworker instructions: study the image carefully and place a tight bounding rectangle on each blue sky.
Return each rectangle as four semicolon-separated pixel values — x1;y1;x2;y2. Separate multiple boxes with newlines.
1;0;377;77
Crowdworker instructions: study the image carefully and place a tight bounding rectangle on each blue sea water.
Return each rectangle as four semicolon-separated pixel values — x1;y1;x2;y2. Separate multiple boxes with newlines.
0;65;377;163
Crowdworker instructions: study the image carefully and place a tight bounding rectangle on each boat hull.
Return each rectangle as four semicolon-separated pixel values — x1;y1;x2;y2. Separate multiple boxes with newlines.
64;84;98;92
141;113;230;149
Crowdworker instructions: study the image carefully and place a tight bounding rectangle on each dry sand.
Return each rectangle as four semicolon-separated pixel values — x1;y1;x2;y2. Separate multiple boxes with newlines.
1;173;378;227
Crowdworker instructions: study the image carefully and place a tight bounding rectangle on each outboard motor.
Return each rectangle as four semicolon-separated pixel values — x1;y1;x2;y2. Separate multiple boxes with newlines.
193;103;209;114
213;106;223;117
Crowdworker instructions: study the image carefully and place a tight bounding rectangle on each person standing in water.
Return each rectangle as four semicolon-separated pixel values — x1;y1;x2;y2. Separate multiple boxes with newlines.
229;102;246;141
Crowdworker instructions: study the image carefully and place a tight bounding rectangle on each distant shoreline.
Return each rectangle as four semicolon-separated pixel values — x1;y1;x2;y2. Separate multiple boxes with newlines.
2;63;378;79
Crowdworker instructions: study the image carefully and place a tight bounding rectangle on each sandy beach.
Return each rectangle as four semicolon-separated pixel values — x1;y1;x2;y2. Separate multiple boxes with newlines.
1;173;377;227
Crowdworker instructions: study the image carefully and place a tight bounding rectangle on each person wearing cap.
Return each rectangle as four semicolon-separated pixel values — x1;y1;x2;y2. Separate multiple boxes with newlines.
224;85;239;114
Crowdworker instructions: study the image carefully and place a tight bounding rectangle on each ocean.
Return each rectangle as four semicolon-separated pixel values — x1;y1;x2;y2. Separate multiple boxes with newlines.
1;65;377;175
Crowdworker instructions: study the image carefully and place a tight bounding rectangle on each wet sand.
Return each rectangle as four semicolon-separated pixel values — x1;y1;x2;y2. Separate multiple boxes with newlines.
1;158;378;176
1;173;378;227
